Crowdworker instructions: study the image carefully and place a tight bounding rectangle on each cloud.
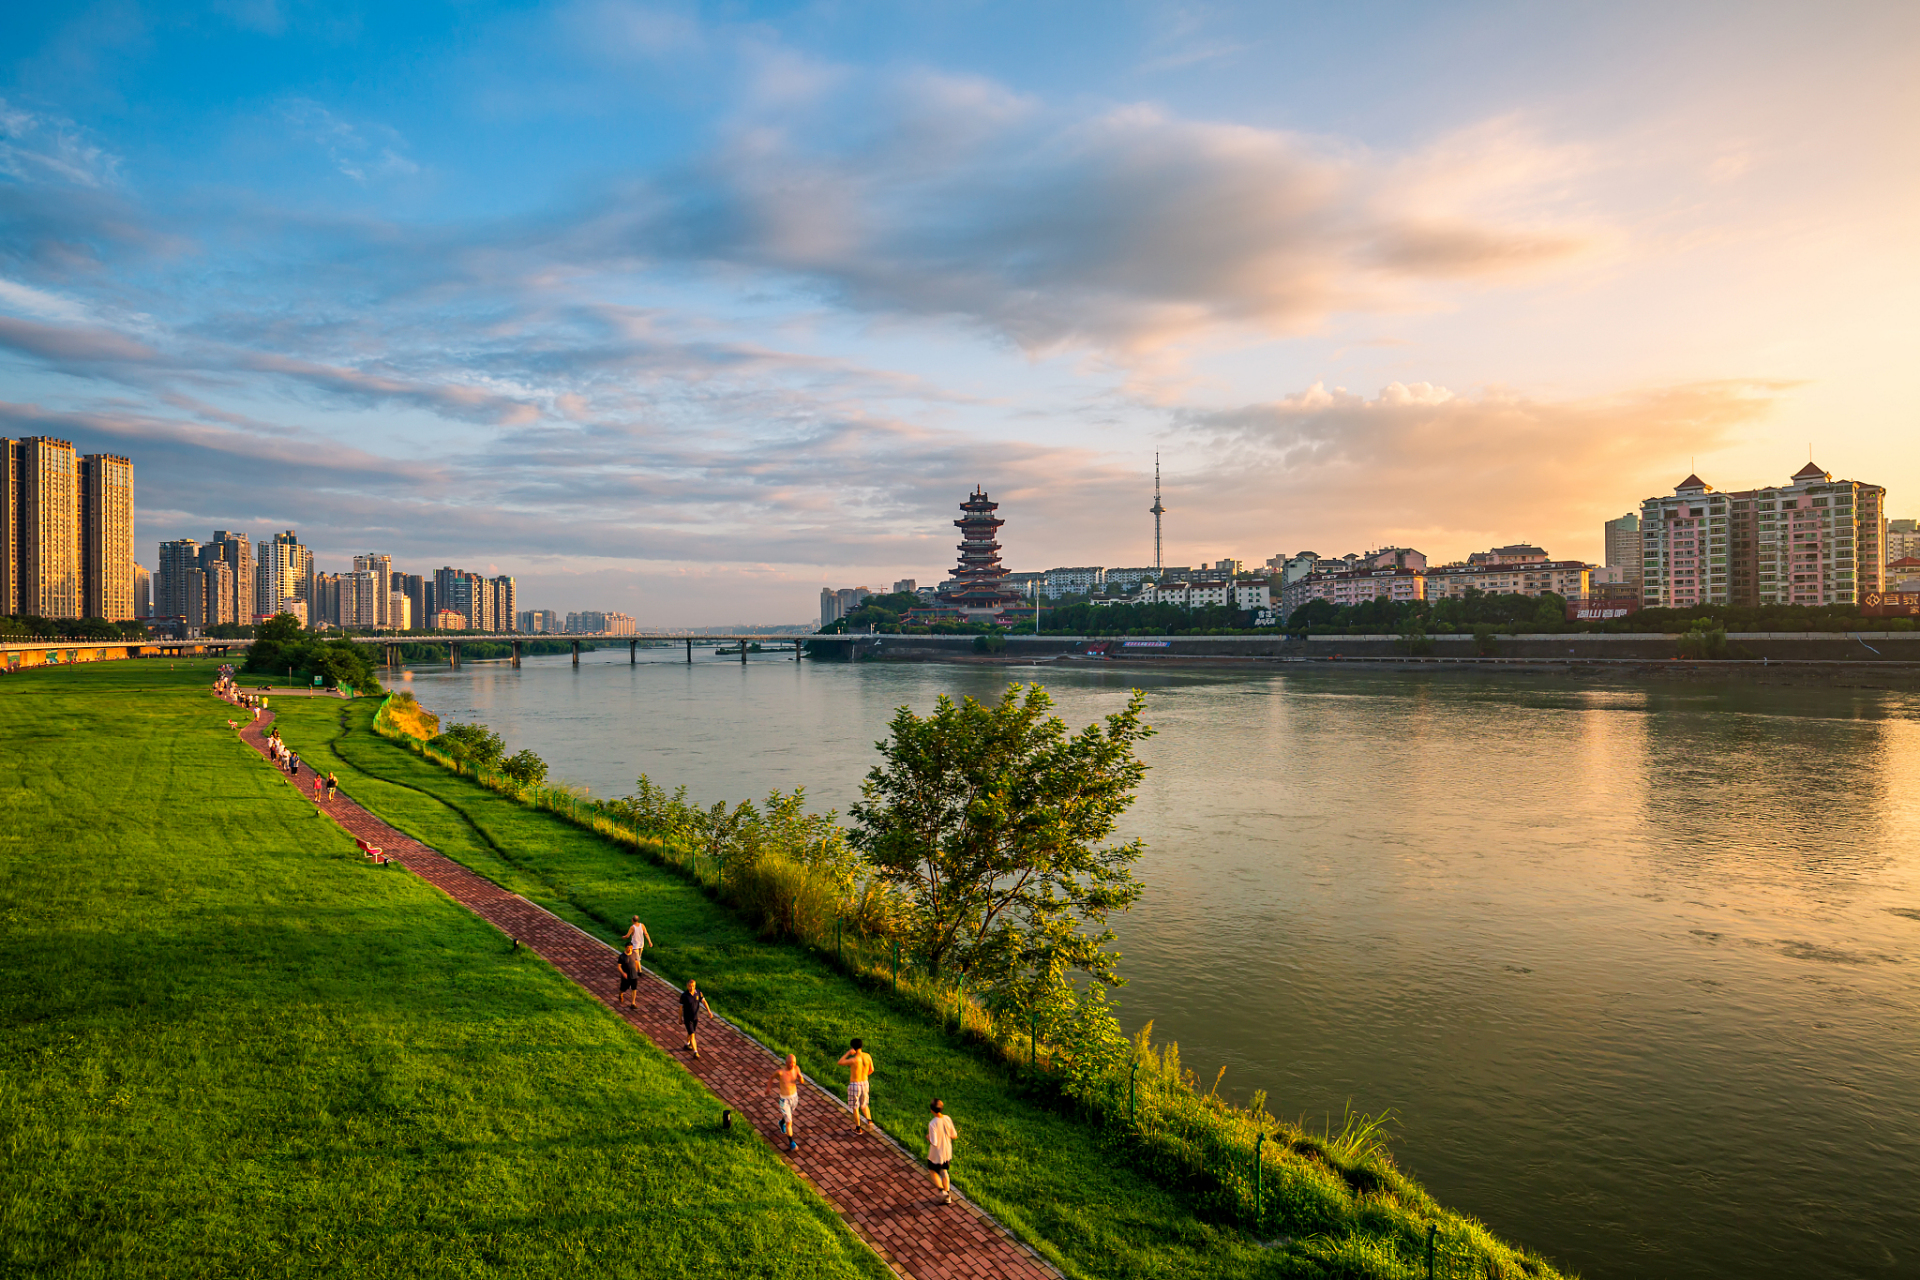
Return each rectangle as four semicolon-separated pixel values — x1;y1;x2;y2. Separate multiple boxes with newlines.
0;98;122;187
594;92;1603;358
1169;379;1795;560
0;314;155;362
280;98;419;183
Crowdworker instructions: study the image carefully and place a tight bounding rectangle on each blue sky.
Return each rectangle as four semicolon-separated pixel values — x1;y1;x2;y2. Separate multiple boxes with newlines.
3;1;1916;623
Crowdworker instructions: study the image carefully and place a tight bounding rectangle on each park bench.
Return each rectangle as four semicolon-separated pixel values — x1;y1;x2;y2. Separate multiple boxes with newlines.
354;838;389;865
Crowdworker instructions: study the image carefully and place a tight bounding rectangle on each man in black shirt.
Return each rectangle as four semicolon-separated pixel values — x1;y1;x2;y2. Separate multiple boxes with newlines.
680;979;712;1058
617;945;643;1006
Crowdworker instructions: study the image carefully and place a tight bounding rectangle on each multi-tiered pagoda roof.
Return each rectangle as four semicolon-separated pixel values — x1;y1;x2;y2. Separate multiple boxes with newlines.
932;487;1022;621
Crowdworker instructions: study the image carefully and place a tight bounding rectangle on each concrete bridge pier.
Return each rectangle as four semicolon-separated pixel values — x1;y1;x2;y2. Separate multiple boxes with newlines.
630;639;637;664
740;640;748;664
686;639;692;664
571;639;580;667
794;638;802;662
450;641;461;669
510;640;521;668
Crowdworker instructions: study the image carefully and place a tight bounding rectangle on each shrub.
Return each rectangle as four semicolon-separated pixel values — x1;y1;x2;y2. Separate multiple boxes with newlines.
429;722;506;768
501;748;549;785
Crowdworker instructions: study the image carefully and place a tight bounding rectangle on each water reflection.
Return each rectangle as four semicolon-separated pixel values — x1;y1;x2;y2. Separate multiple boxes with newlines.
401;653;1920;1279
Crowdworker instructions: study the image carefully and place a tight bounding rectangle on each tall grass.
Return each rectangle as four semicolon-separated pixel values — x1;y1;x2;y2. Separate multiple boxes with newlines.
369;696;1567;1278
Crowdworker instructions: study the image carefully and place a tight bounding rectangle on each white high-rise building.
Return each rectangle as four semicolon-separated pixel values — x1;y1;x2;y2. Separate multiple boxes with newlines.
1641;463;1886;608
354;553;394;628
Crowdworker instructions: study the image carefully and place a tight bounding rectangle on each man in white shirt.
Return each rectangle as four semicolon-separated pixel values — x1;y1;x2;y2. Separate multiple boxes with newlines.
622;917;654;970
926;1098;958;1205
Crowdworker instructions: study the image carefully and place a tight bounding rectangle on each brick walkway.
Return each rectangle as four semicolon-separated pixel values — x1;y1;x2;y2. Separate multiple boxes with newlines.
238;705;1059;1280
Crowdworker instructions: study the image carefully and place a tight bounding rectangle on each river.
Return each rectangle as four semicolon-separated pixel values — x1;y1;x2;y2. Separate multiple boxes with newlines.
396;647;1920;1280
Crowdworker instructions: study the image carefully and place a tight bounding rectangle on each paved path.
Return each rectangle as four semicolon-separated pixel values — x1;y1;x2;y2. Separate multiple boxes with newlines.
237;703;1059;1280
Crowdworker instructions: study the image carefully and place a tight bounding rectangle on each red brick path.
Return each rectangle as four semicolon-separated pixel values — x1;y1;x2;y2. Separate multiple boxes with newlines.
239;706;1059;1280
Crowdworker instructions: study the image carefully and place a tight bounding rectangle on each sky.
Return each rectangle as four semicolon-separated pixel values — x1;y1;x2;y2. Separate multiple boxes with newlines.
2;1;1916;625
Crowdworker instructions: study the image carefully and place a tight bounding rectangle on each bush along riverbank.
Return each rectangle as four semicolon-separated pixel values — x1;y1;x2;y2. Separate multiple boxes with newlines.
360;688;1569;1280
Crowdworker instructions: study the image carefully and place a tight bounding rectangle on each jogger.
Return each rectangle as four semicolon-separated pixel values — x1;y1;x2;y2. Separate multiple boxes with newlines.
771;1054;804;1152
926;1099;958;1205
837;1038;875;1130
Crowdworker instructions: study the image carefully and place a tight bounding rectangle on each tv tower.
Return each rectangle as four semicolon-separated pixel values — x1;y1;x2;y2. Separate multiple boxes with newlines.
1150;453;1165;574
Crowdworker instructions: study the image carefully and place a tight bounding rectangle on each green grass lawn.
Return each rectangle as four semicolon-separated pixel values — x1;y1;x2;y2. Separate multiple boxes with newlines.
263;691;1315;1280
0;659;893;1280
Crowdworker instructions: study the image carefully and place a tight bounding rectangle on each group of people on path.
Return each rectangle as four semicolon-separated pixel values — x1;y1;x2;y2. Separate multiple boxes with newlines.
233;680;337;800
613;914;961;1206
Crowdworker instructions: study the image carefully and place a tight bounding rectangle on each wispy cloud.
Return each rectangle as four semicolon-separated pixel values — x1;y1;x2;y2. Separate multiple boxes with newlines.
0;98;122;187
280;98;419;183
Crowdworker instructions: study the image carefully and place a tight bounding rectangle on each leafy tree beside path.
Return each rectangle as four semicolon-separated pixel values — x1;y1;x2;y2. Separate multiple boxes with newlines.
851;684;1152;1016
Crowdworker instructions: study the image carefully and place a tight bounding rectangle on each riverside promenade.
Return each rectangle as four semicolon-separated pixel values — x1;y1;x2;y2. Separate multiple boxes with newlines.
238;707;1058;1280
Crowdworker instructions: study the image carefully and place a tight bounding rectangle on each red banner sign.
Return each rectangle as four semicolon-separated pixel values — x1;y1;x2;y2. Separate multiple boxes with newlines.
1860;592;1920;617
1566;600;1641;621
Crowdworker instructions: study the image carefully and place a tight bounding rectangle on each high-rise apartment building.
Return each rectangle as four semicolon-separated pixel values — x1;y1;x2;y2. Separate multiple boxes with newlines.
1640;462;1885;608
202;559;236;626
1888;518;1919;569
12;437;80;618
434;567;486;631
517;609;559;633
79;453;134;620
206;531;253;623
353;554;393;628
395;573;428;631
491;576;516;633
133;562;150;618
156;539;202;621
312;572;341;627
257;531;313;620
1603;513;1641;587
0;441;16;614
341;569;383;629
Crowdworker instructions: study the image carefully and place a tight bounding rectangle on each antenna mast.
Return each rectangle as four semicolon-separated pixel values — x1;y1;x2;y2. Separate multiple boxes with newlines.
1150;454;1165;574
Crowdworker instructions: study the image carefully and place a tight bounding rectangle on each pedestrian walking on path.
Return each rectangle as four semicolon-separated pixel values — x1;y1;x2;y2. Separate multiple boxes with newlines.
326;772;338;802
312;775;323;801
680;979;712;1057
288;752;300;777
772;1054;804;1152
837;1038;875;1131
926;1100;958;1205
617;945;643;1007
622;916;654;968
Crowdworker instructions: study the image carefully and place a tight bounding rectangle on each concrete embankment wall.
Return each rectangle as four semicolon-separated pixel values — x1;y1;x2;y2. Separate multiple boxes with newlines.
809;631;1920;663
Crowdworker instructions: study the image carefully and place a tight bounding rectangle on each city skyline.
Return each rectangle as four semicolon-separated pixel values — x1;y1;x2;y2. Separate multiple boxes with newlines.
1;3;1916;623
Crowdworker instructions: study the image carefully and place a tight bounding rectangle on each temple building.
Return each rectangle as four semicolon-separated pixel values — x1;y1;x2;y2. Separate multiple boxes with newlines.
911;487;1024;626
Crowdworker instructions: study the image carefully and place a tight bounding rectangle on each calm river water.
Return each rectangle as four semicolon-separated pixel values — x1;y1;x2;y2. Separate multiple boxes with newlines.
399;649;1920;1280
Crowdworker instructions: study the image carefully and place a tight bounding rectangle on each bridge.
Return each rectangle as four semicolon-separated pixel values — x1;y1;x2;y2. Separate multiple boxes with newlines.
0;633;815;672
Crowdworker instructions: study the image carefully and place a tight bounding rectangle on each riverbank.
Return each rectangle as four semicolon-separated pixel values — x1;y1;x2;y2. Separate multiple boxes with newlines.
0;659;890;1280
263;685;1573;1279
916;651;1920;688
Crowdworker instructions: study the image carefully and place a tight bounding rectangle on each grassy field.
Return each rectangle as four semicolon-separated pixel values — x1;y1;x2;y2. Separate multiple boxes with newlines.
0;659;893;1280
260;692;1368;1280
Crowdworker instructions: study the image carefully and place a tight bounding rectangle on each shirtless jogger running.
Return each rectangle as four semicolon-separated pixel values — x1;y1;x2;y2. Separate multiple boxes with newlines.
836;1038;874;1131
771;1054;804;1152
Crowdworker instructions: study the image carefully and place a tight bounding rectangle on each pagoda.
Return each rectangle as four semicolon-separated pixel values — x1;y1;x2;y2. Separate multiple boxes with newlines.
932;487;1022;623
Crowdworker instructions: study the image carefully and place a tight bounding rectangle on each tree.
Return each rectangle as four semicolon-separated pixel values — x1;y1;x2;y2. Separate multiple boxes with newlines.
849;684;1153;1010
430;722;506;769
502;748;549;785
